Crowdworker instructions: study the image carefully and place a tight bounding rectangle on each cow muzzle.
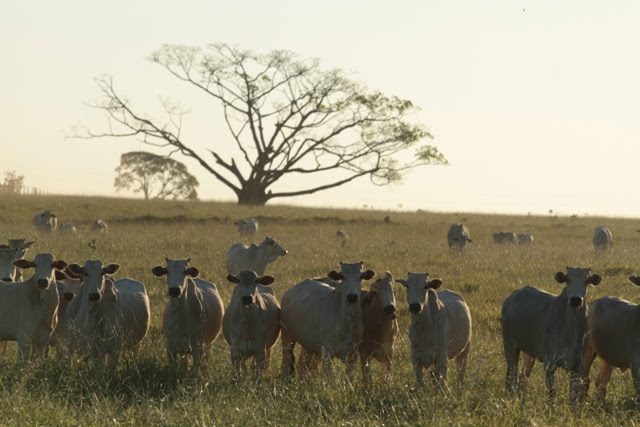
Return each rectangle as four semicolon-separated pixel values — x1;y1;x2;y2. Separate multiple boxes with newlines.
242;296;253;306
346;293;358;304
569;296;584;308
89;292;101;302
168;287;181;298
63;292;74;301
409;303;422;313
384;304;397;319
37;279;49;289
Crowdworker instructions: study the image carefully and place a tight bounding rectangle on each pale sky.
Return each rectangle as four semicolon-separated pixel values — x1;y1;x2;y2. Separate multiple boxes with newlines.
2;1;639;216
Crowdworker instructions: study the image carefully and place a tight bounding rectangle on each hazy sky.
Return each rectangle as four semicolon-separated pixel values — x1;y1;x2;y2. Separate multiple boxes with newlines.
2;1;639;217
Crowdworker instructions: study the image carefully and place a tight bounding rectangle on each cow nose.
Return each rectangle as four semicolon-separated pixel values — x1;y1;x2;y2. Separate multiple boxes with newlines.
409;303;422;313
2;277;12;282
63;292;74;301
384;305;396;314
89;292;101;302
242;295;253;305
168;287;181;298
569;296;583;308
37;279;49;289
347;293;358;304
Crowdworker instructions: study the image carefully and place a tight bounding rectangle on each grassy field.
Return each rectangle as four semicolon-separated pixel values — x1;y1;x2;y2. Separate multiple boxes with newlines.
1;193;639;426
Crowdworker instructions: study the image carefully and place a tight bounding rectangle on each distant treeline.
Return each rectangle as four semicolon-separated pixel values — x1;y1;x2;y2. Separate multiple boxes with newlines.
0;184;49;196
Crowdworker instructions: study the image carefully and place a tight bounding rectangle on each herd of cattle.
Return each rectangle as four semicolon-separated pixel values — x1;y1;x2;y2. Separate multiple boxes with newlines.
0;212;636;405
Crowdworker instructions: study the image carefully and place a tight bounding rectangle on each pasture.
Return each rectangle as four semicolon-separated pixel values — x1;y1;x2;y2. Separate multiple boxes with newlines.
1;193;639;426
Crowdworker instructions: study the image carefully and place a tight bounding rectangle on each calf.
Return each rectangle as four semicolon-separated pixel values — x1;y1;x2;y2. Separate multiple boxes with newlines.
151;258;224;369
223;270;281;383
502;267;601;402
398;272;472;389
0;253;66;362
359;271;398;383
581;275;640;402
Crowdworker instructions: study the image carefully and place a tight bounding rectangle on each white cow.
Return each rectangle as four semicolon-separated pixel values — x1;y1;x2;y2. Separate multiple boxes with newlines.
447;223;472;251
502;267;602;403
592;226;613;251
397;272;472;389
493;231;517;244
223;270;281;383
280;262;375;380
91;219;108;233
234;218;258;238
151;258;224;369
66;261;150;365
33;210;57;232
0;253;66;362
59;222;77;234
517;233;534;245
0;247;27;282
49;268;83;356
581;275;640;402
226;237;288;276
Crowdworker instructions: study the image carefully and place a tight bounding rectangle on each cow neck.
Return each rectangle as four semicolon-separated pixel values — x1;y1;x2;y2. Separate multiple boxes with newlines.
334;281;361;341
412;290;440;338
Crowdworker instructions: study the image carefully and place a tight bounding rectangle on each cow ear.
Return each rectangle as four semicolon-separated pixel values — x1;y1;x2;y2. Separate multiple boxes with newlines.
396;279;408;288
467;239;473;243
25;241;35;248
68;264;84;276
53;260;67;271
554;272;567;284
257;276;275;286
427;279;443;289
54;270;67;281
589;274;602;286
227;275;240;284
151;266;168;277
103;264;120;275
361;270;375;281
64;267;81;279
629;276;640;287
13;259;35;270
186;267;200;278
327;270;344;281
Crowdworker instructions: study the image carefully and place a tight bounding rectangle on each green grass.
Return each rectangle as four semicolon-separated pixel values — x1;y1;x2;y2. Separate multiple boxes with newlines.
1;193;639;426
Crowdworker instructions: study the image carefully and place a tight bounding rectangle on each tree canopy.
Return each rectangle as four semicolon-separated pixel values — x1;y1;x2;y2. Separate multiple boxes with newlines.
114;151;199;200
82;43;447;205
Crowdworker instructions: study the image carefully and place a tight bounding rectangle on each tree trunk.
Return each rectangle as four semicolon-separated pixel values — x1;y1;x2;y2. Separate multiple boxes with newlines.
236;184;270;206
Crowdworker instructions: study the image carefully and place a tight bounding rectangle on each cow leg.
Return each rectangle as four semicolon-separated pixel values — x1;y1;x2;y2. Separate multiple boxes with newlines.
360;354;372;385
455;342;470;386
580;343;598;401
544;362;558;401
503;340;520;396
230;347;242;380
254;347;266;385
412;350;426;387
320;347;333;378
594;359;614;402
631;360;640;404
346;348;358;383
518;353;535;396
280;328;296;377
263;347;272;373
16;333;30;364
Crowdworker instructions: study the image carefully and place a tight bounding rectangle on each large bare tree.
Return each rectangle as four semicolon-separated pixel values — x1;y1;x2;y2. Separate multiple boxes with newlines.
80;43;447;205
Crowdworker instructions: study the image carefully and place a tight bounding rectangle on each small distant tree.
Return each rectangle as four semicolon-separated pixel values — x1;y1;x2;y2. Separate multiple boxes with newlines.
114;151;199;200
3;170;25;194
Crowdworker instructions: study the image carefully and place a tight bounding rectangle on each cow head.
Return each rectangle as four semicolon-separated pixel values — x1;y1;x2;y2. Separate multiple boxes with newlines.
363;271;396;319
260;237;288;263
327;261;375;305
397;272;443;314
13;253;67;290
68;260;119;302
628;276;640;287
554;267;601;308
227;270;275;306
0;247;27;282
58;267;83;301
8;239;35;251
151;258;199;299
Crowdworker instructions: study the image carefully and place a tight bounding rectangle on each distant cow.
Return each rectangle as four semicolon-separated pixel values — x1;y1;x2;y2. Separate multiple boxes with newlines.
91;219;108;233
592;226;613;251
151;258;224;369
226;237;287;276
501;267;602;402
581;275;640;402
360;271;398;383
397;272;472;388
33;210;57;232
59;222;77;234
223;270;281;383
281;262;375;380
66;261;151;365
447;223;472;251
235;218;258;238
493;232;516;244
517;233;534;245
0;253;66;362
335;230;348;240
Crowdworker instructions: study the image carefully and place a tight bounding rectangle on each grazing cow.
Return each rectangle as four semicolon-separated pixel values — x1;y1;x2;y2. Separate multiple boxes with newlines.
151;258;224;369
235;218;258;238
59;222;77;234
592;226;613;251
517;233;534;245
33;210;57;232
581;275;640;402
223;270;281;383
0;253;66;362
66;261;150;365
280;262;375;380
91;219;108;233
501;267;602;402
447;223;472;251
493;232;517;244
226;237;288;276
359;271;398;383
397;272;472;389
